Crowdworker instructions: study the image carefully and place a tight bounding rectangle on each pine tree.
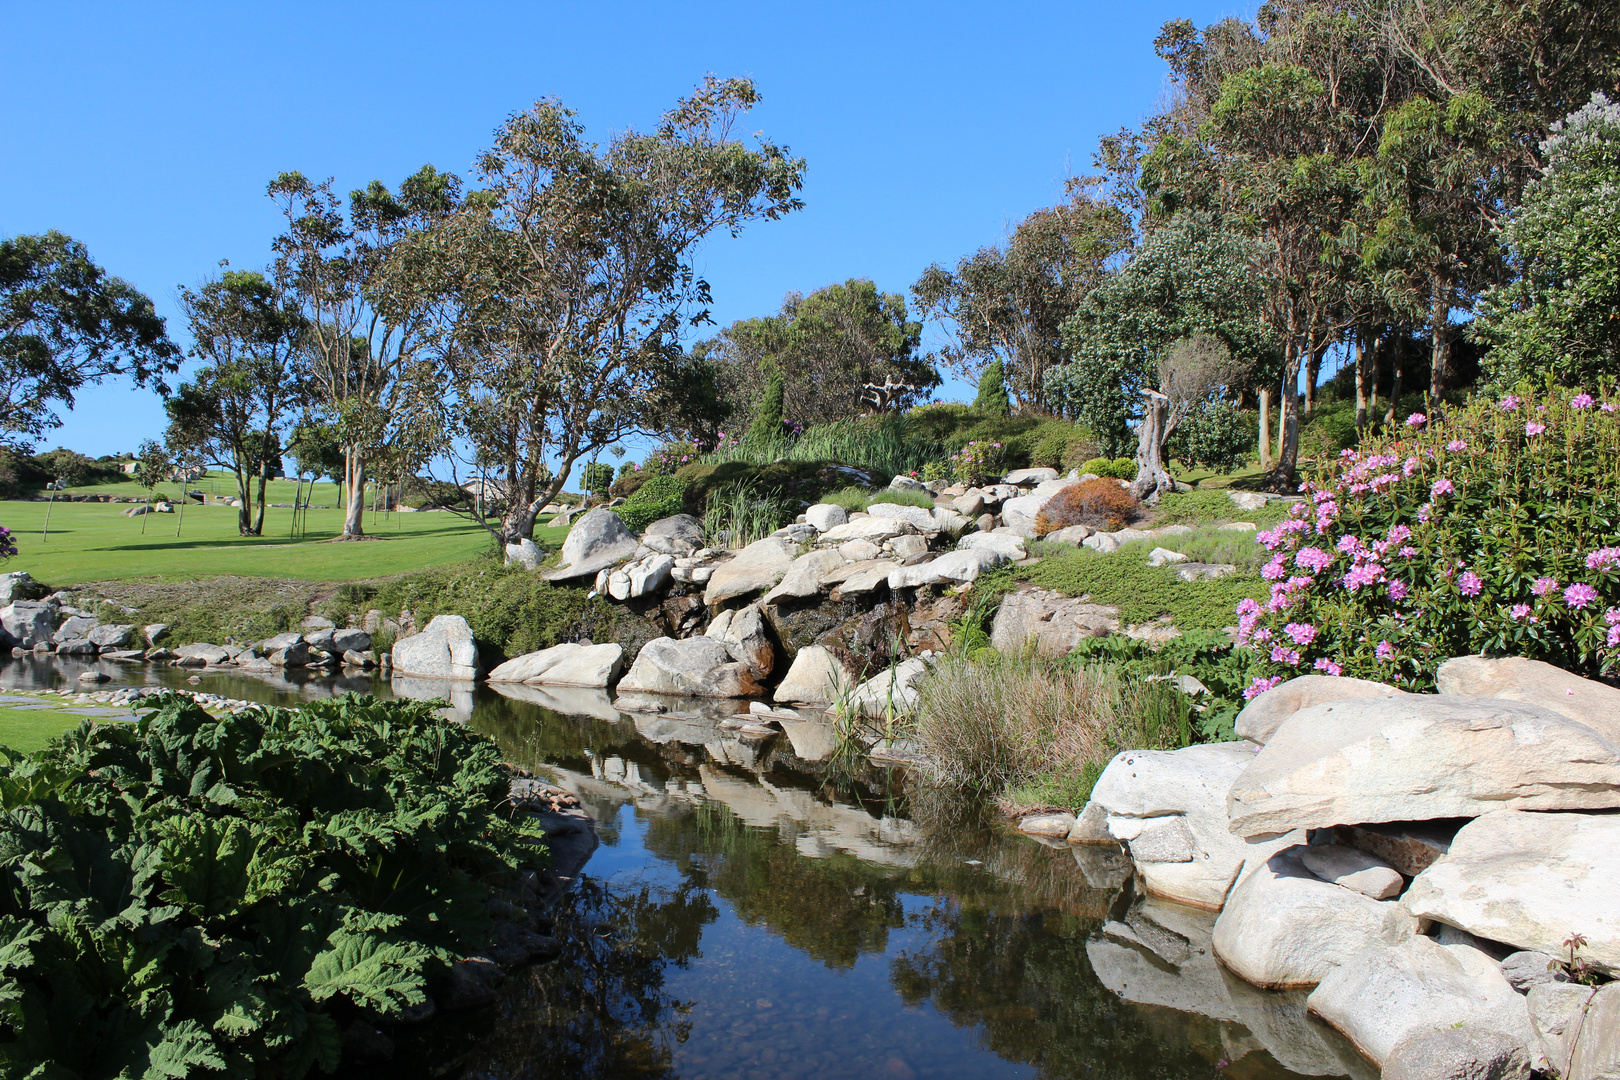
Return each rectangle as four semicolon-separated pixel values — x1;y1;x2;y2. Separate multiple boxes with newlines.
747;368;786;446
973;360;1010;416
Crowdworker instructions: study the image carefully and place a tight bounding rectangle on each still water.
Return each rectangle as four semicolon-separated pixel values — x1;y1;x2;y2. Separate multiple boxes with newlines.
1;656;1373;1080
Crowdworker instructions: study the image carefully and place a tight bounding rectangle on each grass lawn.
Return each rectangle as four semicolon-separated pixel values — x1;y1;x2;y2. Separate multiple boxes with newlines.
0;705;109;754
51;469;347;505
0;499;570;585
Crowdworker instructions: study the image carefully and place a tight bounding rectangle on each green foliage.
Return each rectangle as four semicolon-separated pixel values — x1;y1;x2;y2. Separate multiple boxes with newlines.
745;369;786;447
1063;630;1266;742
949;440;1007;486
816;486;872;515
700;415;947;482
1077;457;1136;479
580;461;614;496
0;694;546;1078
1476;93;1620;387
1152;487;1289;528
1016;546;1267;634
700;481;798;548
1241;385;1620;689
1296;400;1360;463
867;489;935;509
972;360;1010;416
615;475;687;533
1169;400;1253;472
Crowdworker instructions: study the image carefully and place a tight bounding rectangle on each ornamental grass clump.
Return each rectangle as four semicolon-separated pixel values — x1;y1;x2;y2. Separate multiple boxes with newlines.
1236;386;1620;695
1034;477;1137;535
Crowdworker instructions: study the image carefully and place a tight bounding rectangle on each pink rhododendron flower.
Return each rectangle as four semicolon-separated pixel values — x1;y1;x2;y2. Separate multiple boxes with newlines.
1406;412;1427;427
1445;439;1468;452
1261;555;1288;581
1532;576;1560;597
1604;403;1617;413
1430;478;1454;497
1499;394;1521;410
1313;658;1343;676
1285;622;1318;646
1387;579;1409;601
1564;582;1598;609
1510;604;1532;620
1235;598;1261;617
1343;563;1383;590
1526;421;1546;436
1572;393;1595;409
1295;546;1334;572
1252;627;1273;643
1585;547;1620;571
1243;676;1283;700
1336;535;1362;554
1270;646;1301;666
1375;640;1396;661
1399;546;1418;558
1458;571;1483;597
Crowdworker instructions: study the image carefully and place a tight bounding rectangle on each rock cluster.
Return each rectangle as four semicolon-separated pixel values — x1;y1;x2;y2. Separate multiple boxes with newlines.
1071;664;1620;1076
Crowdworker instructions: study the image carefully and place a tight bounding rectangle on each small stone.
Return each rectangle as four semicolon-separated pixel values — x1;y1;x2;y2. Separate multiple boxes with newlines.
1499;951;1566;993
1017;812;1077;838
1146;547;1188;567
1298;844;1405;900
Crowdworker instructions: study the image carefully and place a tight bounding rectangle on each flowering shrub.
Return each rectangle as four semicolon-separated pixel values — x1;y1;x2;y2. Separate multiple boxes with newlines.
1035;478;1138;535
640;440;700;477
1237;386;1620;694
951;440;1007;486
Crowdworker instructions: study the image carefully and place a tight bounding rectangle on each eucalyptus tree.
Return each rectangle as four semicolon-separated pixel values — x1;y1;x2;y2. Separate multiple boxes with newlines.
0;232;178;448
268;166;457;538
166;270;304;535
912;185;1131;412
402;77;804;542
706;278;933;431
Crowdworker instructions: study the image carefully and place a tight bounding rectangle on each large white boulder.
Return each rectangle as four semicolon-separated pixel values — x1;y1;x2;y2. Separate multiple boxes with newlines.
1225;696;1620;837
0;601;53;648
803;503;847;533
1402;809;1620;975
486;642;624;687
1212;847;1418;989
864;502;939;533
1436;654;1620;745
773;645;848;705
1088;742;1301;910
989;586;1118;655
1306;936;1535;1068
640;514;705;556
704;603;775;677
763;549;847;605
616;637;763;698
1382;1026;1531;1080
504;538;543;570
543;508;639;581
391;615;480;680
957;531;1026;560
886;547;1005;589
850;657;930;718
998;494;1048;537
816;516;912;544
1234;673;1406;745
1003;467;1058;485
703;537;798;606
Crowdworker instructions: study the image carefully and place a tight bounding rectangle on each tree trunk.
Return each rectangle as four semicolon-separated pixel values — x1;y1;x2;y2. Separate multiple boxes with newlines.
342;448;366;538
1386;349;1404;428
235;467;253;536
1258;387;1273;471
1129;389;1174;505
1353;330;1368;432
1276;338;1304;485
1303;329;1324;415
253;465;268;535
1429;280;1451;401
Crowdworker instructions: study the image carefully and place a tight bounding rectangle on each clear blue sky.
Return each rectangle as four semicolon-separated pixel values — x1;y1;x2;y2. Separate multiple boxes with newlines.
2;1;1248;460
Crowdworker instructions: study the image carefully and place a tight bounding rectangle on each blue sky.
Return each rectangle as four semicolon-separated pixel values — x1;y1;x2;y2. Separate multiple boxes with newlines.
2;1;1249;460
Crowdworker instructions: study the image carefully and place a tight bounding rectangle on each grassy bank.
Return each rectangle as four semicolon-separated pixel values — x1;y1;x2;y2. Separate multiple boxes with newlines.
0;499;569;584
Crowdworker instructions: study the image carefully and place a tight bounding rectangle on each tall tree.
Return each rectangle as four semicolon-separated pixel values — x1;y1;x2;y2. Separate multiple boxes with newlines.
400;77;805;542
0;232;179;447
167;270;303;535
708;279;933;430
269;167;457;538
912;186;1131;412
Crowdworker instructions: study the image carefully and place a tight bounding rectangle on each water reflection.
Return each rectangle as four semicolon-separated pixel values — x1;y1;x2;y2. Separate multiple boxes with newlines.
2;657;1367;1079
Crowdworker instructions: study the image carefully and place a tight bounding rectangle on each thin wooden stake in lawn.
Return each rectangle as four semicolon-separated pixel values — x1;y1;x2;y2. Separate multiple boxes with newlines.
42;478;59;543
175;487;185;538
290;476;304;538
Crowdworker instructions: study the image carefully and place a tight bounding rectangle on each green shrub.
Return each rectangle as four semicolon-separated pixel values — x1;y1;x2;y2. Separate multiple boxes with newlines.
745;370;786;447
818;485;872;515
867;488;936;509
1239;385;1620;692
1078;457;1136;480
972;360;1010;416
0;694;547;1078
1171;401;1254;472
1060;435;1103;474
949;440;1008;486
580;461;614;495
1064;630;1268;741
919;459;952;482
1153;488;1289;528
1026;420;1094;471
616;475;687;533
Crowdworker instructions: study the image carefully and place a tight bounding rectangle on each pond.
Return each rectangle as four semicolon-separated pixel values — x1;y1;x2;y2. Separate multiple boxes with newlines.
0;657;1375;1080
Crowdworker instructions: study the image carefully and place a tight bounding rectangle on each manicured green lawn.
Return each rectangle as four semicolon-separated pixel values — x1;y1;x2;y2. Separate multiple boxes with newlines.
0;500;571;585
0;706;106;754
50;468;343;504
